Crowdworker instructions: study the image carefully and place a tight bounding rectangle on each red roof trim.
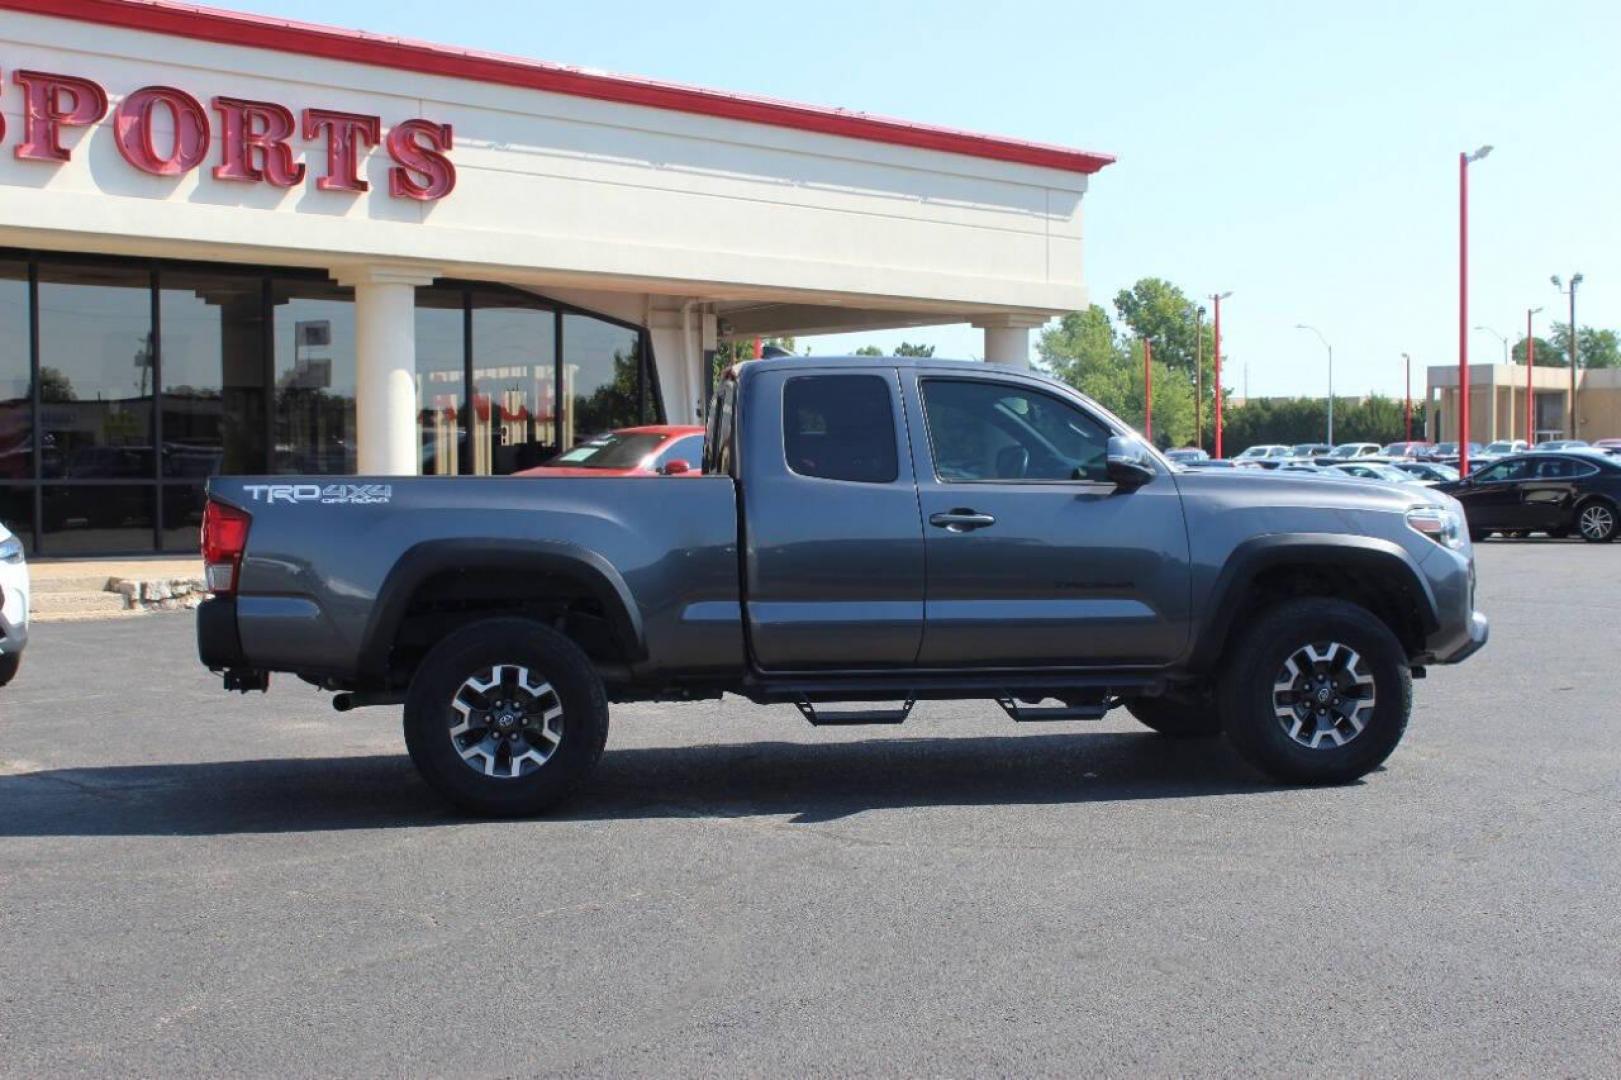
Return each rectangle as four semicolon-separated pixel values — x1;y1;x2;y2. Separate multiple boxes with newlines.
4;0;1114;175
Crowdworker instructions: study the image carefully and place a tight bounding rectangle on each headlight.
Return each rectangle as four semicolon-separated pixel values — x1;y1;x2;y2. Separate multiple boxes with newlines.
0;536;22;564
1406;506;1467;551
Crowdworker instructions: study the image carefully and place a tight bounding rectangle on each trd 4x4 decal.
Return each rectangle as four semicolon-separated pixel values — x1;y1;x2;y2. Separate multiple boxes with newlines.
240;484;393;505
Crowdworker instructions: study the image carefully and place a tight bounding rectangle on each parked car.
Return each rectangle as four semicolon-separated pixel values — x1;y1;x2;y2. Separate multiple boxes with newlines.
1232;444;1294;468
516;425;705;477
1427;442;1484;467
1290;443;1332;459
1392;461;1461;484
1381;441;1433;460
1471;439;1530;471
197;354;1488;814
1435;450;1621;542
1316;442;1384;465
0;520;26;687
1592;438;1621;452
1165;447;1210;464
1331;462;1429;485
1534;439;1588;451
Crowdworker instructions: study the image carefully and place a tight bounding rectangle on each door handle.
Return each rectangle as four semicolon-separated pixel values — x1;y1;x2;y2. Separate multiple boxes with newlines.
930;509;996;532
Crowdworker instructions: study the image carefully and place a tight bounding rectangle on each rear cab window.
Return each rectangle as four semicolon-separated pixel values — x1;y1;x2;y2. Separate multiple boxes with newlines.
782;374;899;484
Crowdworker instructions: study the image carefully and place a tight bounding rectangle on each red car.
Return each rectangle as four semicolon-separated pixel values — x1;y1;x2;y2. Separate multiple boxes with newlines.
517;425;705;478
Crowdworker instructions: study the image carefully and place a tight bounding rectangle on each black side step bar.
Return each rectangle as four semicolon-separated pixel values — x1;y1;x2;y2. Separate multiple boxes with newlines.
994;697;1111;723
795;697;916;726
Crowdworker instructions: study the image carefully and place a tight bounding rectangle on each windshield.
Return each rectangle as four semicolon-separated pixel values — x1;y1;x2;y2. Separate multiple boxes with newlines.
545;432;666;469
1328;444;1367;458
1484;442;1516;453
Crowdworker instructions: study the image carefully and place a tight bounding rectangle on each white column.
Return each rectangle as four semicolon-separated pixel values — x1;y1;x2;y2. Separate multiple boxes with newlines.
334;264;440;475
973;314;1047;369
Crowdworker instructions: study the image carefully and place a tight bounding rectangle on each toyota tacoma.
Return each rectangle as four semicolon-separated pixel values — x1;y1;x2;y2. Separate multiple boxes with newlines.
197;356;1487;814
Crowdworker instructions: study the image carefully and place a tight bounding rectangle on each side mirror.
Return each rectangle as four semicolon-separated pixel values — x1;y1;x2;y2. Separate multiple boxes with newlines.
1105;437;1155;489
660;459;692;475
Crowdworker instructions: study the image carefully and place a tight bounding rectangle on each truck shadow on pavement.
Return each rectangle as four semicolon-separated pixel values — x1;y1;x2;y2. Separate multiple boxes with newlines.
0;732;1315;836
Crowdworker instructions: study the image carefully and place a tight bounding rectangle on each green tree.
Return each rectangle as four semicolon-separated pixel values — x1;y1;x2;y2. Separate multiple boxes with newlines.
892;341;936;358
35;367;75;402
854;345;884;357
1543;323;1621;369
1037;307;1196;448
1511;336;1559;366
1112;278;1209;374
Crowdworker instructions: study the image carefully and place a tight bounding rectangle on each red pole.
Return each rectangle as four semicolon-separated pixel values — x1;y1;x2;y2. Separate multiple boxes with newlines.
1404;354;1412;442
1458;152;1471;476
1143;339;1153;441
752;336;763;360
1526;310;1535;445
1213;298;1224;458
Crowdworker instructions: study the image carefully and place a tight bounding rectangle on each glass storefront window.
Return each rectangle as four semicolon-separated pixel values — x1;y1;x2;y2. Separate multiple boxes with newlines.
0;261;28;484
564;312;643;447
1;250;664;553
160;268;267;477
40;483;156;555
416;288;466;476
36;261;155;481
272;278;356;475
0;486;32;554
472;293;556;475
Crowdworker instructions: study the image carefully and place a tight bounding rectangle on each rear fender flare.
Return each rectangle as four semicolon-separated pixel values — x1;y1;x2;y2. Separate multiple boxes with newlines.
357;539;646;681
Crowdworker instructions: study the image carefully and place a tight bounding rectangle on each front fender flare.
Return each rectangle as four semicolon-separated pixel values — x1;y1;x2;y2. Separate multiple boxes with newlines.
1188;533;1439;674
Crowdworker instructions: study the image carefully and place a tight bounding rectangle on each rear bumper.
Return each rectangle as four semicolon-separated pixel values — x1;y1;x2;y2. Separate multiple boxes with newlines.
196;597;246;670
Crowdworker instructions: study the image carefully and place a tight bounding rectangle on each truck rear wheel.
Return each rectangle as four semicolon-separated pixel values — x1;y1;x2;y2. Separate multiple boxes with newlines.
403;618;609;816
1125;691;1220;737
1218;599;1411;785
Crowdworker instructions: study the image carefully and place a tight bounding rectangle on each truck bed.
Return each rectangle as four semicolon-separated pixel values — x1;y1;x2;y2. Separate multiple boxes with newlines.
207;475;744;683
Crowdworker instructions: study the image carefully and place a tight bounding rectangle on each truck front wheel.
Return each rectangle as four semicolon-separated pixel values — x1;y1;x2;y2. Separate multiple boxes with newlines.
402;618;609;816
1218;599;1411;785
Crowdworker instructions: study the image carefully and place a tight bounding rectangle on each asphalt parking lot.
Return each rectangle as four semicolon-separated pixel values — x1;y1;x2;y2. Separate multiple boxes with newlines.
2;540;1618;1077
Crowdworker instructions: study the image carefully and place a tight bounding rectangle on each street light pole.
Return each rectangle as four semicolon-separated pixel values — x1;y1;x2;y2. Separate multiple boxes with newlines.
1143;338;1153;442
1208;292;1231;457
1458;145;1492;475
1294;324;1334;445
1194;306;1205;451
1525;306;1543;444
1552;274;1583;439
1474;325;1509;364
1402;353;1412;442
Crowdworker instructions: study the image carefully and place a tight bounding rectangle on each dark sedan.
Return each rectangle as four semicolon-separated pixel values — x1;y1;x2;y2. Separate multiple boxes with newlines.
1435;450;1621;542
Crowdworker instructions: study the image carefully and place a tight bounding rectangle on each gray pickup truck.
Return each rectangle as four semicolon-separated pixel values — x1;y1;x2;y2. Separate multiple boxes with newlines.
198;356;1487;814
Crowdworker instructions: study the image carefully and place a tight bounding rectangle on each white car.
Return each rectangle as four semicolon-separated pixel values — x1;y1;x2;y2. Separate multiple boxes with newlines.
0;520;26;687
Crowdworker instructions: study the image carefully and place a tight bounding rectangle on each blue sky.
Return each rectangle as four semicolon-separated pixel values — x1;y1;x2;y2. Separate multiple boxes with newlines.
221;0;1618;398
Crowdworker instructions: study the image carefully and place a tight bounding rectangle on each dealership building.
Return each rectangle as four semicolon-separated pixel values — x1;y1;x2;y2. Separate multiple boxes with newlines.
0;0;1111;556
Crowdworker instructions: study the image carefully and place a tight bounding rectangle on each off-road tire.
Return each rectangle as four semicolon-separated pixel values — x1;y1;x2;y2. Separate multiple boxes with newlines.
1218;598;1411;785
403;618;609;816
1125;691;1221;737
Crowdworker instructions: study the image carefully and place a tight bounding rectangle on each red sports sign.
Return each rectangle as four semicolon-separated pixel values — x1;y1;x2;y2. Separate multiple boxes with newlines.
4;67;456;200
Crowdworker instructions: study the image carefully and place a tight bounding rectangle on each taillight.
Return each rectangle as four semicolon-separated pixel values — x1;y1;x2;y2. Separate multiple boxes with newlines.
201;500;251;595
